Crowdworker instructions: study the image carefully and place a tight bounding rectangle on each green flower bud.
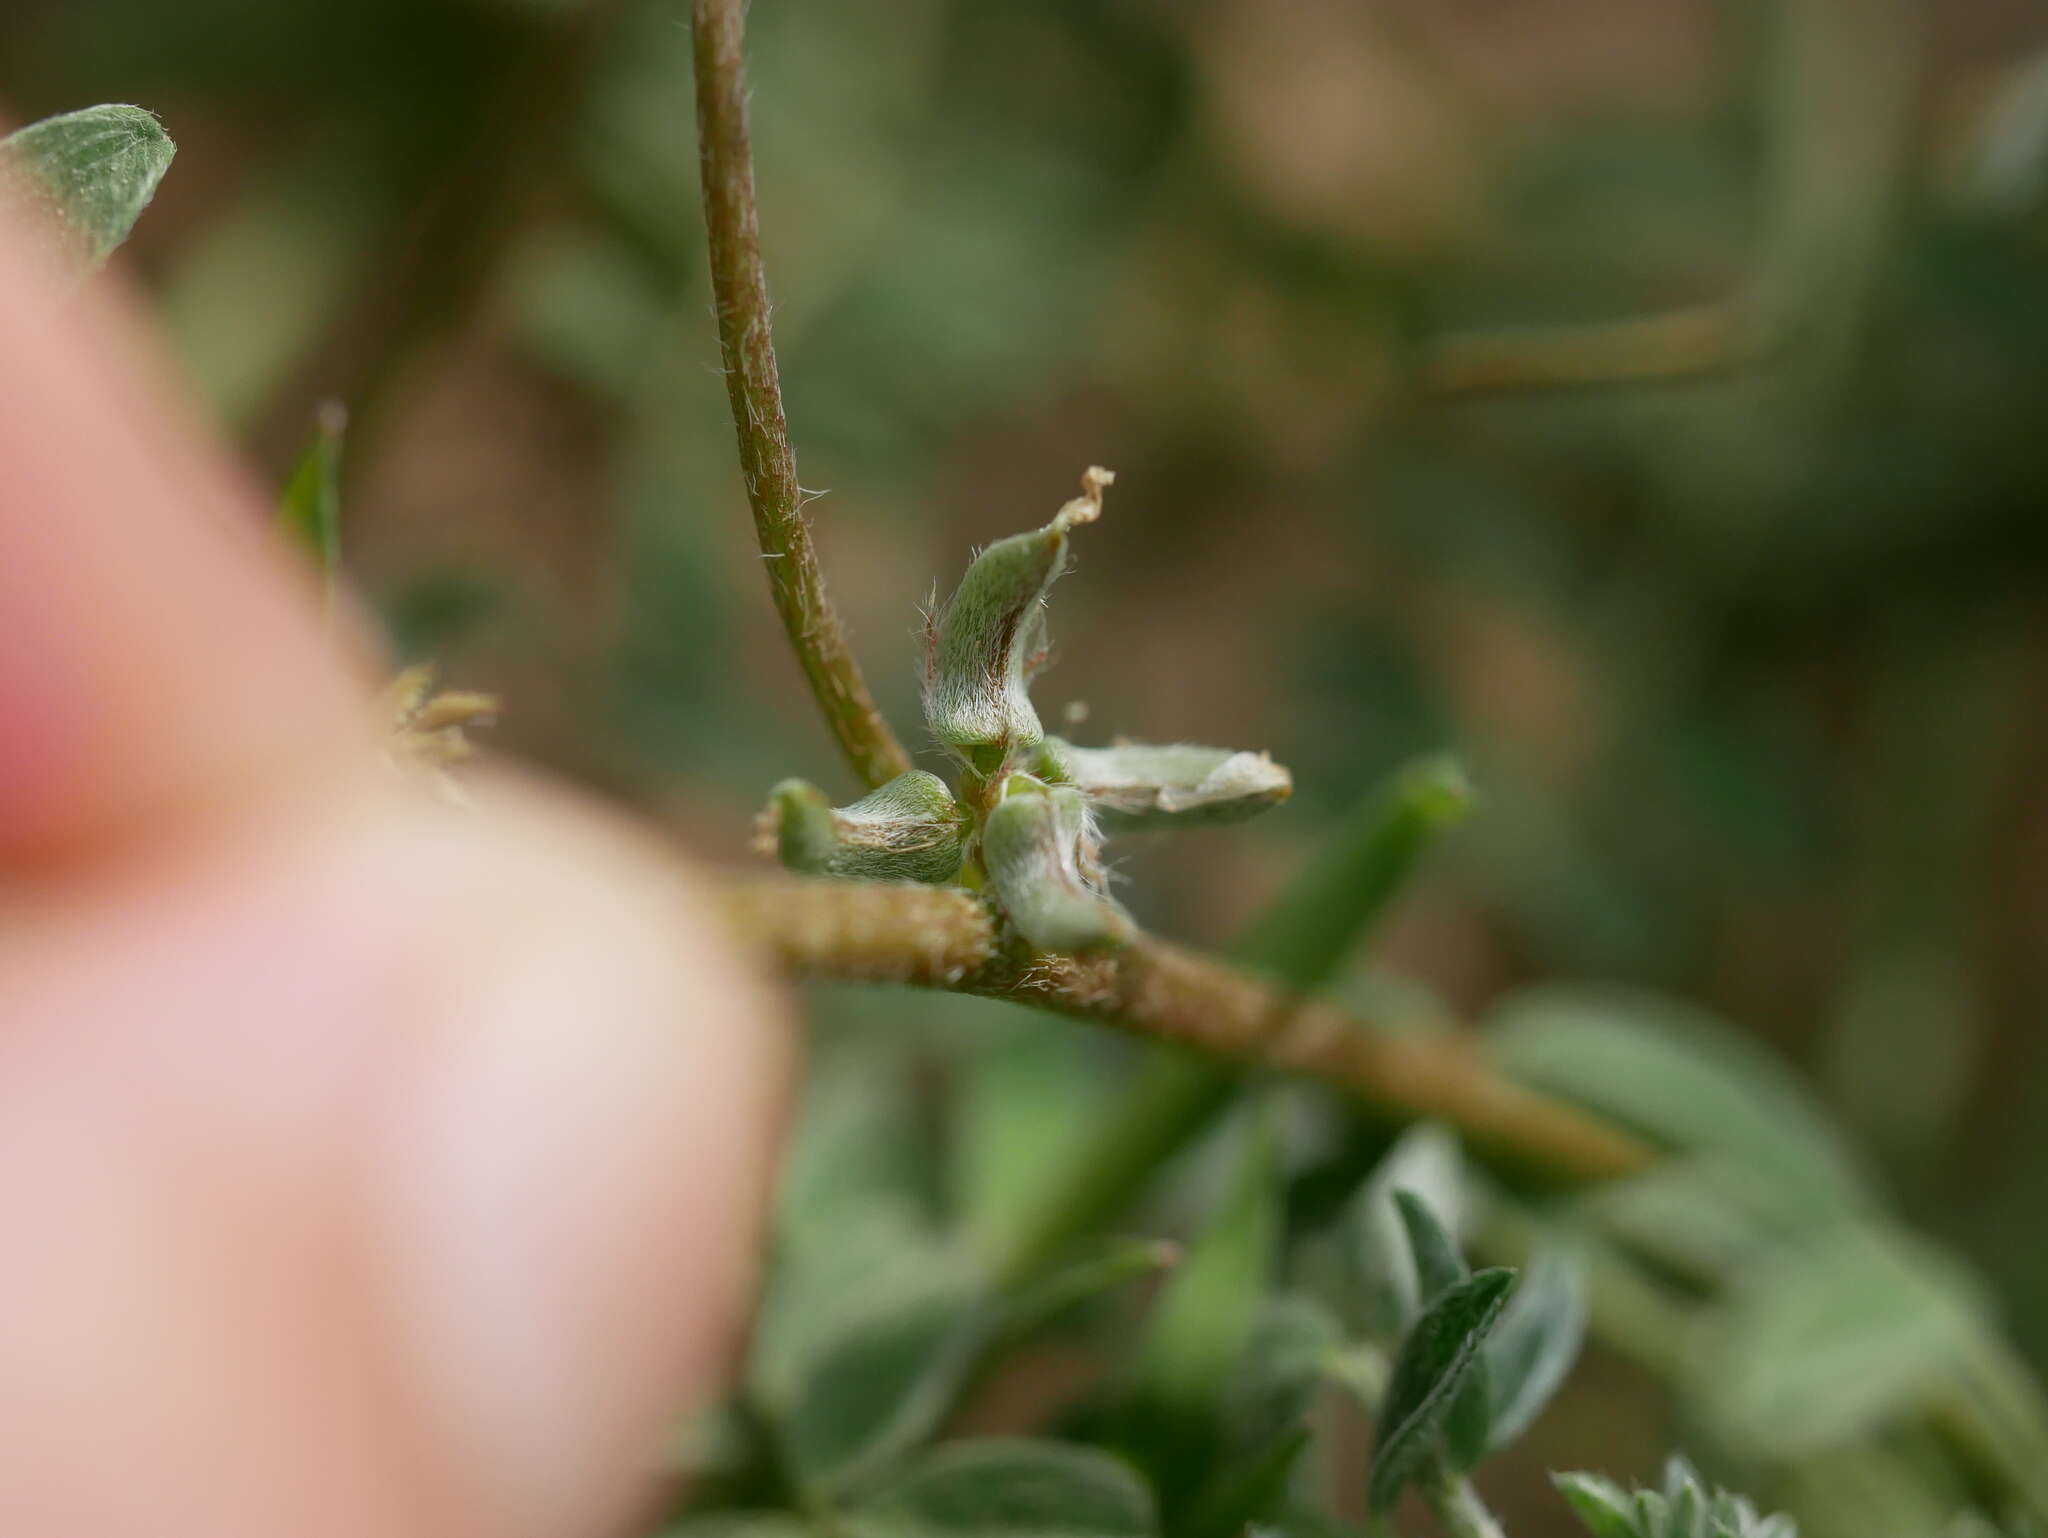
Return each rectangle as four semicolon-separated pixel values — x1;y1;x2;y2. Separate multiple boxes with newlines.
1035;737;1293;832
981;774;1135;953
765;771;968;885
923;467;1112;776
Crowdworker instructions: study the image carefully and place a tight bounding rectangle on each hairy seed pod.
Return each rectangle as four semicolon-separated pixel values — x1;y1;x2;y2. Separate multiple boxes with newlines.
1034;737;1293;833
981;774;1135;953
765;771;968;885
924;467;1112;776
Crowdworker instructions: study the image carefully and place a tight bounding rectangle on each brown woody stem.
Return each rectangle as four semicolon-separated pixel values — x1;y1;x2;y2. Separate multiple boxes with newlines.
721;876;1655;1186
691;0;914;790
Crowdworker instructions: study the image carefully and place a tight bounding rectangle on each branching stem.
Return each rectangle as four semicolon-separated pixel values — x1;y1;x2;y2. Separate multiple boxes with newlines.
722;876;1655;1186
691;0;913;789
691;0;1653;1227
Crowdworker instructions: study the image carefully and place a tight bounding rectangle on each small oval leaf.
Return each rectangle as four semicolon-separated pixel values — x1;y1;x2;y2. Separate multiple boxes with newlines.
850;1438;1158;1538
1480;1245;1587;1456
279;402;346;577
0;105;175;275
1366;1267;1515;1513
1348;1125;1464;1333
1394;1189;1469;1304
1552;1472;1640;1538
775;1271;986;1497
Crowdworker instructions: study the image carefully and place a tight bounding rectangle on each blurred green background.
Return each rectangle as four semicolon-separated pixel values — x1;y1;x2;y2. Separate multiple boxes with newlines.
9;0;2048;1531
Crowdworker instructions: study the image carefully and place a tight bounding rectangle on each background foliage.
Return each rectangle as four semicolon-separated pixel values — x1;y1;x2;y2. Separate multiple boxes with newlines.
8;0;2048;1532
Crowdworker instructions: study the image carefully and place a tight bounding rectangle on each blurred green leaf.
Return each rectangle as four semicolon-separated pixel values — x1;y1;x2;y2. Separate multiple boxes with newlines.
1554;1459;1799;1538
774;1265;986;1498
1395;1189;1470;1303
1687;1222;1990;1458
1221;1294;1344;1453
773;1052;939;1269
0;104;174;274
279;403;346;578
1582;1155;1801;1286
1348;1125;1464;1334
848;1439;1158;1538
1392;1187;1494;1471
1486;984;1866;1208
1668;1472;1705;1538
751;1053;983;1496
1367;1267;1515;1513
1479;1244;1587;1456
1555;1472;1640;1538
1233;753;1471;985
1000;1237;1176;1345
953;1018;1110;1261
1186;1428;1311;1538
1125;1119;1280;1442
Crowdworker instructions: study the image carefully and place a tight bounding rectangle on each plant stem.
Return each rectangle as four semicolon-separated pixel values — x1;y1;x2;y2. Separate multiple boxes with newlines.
690;0;914;790
1423;1458;1509;1538
1418;302;1755;399
721;875;1655;1187
990;754;1474;1283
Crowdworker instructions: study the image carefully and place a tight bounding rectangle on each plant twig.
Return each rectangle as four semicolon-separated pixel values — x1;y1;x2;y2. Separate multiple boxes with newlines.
1418;301;1756;400
1423;1459;1510;1538
691;0;913;790
721;876;1655;1186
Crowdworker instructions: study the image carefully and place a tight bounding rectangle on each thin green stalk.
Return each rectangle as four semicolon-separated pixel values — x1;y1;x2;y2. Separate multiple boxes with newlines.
690;0;913;790
989;756;1476;1285
1423;1457;1509;1538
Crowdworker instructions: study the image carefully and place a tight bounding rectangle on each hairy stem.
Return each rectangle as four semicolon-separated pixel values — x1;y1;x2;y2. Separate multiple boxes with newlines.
690;0;913;789
721;876;1655;1186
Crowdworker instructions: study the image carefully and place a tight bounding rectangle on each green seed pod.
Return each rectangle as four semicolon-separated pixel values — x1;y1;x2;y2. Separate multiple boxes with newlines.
923;468;1112;776
1035;737;1293;833
981;774;1135;953
765;771;968;885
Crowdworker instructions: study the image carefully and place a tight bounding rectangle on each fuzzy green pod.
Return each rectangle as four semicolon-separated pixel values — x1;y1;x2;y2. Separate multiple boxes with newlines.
923;468;1111;775
1035;737;1293;833
766;771;968;885
981;774;1135;953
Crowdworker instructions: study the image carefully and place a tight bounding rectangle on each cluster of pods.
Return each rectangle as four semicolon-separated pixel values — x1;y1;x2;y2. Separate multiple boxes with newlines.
765;470;1292;953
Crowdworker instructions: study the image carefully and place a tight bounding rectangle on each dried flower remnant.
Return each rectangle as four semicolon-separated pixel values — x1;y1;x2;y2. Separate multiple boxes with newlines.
382;664;499;795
